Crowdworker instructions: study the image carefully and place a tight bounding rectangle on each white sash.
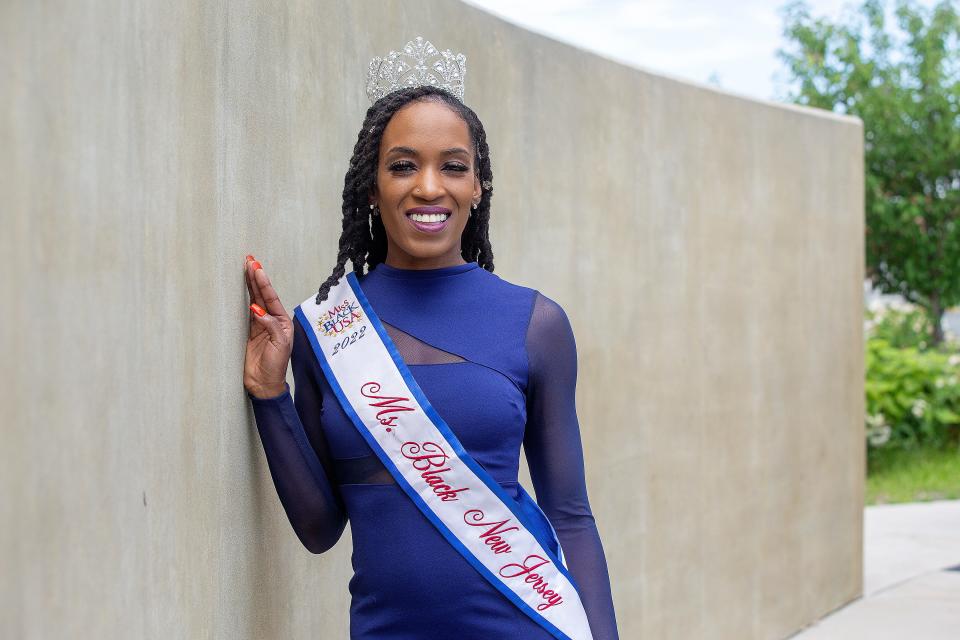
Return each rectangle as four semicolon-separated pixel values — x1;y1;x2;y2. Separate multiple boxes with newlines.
294;271;595;640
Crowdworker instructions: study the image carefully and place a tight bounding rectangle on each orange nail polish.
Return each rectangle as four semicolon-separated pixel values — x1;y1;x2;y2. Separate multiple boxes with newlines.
251;260;262;271
250;303;266;317
246;254;255;262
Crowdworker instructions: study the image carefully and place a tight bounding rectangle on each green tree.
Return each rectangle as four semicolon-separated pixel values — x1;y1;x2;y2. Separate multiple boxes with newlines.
776;0;960;347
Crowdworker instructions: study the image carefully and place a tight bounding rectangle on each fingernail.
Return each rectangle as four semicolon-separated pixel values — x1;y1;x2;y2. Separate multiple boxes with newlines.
250;303;266;317
251;260;262;271
246;254;255;262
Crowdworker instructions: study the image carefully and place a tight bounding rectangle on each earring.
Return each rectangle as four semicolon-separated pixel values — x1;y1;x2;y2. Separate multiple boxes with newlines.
369;203;380;216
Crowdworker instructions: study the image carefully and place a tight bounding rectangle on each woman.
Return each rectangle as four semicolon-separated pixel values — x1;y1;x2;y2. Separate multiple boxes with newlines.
243;39;619;639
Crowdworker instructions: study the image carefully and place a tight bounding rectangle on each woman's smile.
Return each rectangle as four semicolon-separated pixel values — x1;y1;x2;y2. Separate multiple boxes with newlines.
406;205;452;233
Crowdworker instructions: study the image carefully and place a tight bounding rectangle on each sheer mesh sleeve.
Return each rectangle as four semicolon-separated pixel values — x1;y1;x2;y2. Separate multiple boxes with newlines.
524;292;620;639
246;318;348;554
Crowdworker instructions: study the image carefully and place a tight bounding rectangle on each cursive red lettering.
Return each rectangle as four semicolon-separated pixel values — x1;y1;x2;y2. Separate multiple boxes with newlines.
498;554;564;611
401;442;471;501
499;554;551;579
421;467;453;490
464;509;519;554
536;593;563;611
401;441;451;471
360;382;415;426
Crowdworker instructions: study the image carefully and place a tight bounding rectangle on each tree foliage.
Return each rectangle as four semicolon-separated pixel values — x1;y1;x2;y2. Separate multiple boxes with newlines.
777;0;960;346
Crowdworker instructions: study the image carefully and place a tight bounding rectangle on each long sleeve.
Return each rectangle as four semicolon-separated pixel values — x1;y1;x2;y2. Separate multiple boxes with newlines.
247;319;348;554
523;292;620;640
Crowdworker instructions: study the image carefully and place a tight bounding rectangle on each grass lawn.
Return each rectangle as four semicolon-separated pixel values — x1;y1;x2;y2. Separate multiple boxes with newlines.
866;445;960;505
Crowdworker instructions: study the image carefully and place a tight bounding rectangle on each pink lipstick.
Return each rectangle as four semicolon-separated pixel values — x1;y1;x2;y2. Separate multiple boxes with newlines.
405;206;452;234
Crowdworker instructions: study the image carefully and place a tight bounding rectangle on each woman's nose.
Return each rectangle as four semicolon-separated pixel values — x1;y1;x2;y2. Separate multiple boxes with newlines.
414;167;444;199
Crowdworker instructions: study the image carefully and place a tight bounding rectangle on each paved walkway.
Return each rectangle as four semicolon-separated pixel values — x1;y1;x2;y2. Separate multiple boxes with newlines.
789;499;960;639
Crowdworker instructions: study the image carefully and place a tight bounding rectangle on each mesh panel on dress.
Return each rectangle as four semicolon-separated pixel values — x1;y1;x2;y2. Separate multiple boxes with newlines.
382;320;467;364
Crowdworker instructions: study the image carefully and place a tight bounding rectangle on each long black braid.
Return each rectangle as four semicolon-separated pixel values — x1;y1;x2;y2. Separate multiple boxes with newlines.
314;85;495;305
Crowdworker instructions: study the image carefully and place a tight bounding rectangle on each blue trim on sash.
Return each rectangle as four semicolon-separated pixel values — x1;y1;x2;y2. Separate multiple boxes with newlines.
515;484;567;571
293;273;587;640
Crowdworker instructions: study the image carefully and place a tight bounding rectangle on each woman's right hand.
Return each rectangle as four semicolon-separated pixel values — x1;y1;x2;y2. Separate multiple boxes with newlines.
243;255;294;399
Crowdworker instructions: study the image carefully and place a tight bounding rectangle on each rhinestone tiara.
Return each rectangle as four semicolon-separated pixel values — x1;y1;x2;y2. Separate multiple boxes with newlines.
366;36;466;104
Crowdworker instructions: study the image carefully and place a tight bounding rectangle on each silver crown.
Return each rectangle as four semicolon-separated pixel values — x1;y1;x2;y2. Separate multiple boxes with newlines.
366;36;466;104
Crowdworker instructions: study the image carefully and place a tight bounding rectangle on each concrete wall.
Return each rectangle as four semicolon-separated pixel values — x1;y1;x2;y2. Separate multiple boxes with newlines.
1;1;864;638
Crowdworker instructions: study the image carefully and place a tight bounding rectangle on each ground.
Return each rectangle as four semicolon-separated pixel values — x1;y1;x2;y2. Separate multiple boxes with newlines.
789;499;960;639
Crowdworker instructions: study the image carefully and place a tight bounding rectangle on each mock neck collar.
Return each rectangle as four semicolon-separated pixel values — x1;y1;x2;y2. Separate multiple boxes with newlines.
370;261;480;280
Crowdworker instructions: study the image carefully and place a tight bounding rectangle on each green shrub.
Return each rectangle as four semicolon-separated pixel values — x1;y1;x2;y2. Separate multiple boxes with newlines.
864;300;938;350
864;302;960;451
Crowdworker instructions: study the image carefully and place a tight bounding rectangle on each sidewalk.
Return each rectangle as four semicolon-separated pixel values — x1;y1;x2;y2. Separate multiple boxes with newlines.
789;499;960;639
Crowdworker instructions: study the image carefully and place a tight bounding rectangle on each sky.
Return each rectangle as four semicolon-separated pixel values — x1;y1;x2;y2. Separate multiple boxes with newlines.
462;0;943;103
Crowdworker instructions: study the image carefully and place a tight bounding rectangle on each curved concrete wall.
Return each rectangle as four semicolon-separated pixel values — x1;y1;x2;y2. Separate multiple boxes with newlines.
1;1;864;638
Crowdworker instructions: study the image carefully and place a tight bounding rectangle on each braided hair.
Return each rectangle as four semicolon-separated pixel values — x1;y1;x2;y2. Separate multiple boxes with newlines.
314;85;495;304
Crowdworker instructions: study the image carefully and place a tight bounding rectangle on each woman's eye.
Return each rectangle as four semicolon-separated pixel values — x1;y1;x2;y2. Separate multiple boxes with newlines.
388;161;468;173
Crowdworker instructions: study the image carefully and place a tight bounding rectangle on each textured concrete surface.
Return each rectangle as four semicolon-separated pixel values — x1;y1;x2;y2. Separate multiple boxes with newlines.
862;499;960;596
1;1;864;638
790;500;960;639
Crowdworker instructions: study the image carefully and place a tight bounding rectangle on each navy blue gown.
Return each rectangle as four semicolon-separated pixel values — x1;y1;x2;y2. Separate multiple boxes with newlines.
248;260;619;639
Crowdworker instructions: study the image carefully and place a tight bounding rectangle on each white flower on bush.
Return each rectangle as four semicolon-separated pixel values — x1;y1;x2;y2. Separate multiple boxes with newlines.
948;354;960;368
869;425;891;446
911;398;928;418
865;413;892;446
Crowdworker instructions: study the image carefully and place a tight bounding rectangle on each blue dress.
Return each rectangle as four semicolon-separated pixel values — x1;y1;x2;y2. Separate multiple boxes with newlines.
249;261;619;639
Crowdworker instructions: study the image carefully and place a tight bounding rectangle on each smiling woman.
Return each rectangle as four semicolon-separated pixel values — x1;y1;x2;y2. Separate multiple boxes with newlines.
242;36;620;640
369;100;482;268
